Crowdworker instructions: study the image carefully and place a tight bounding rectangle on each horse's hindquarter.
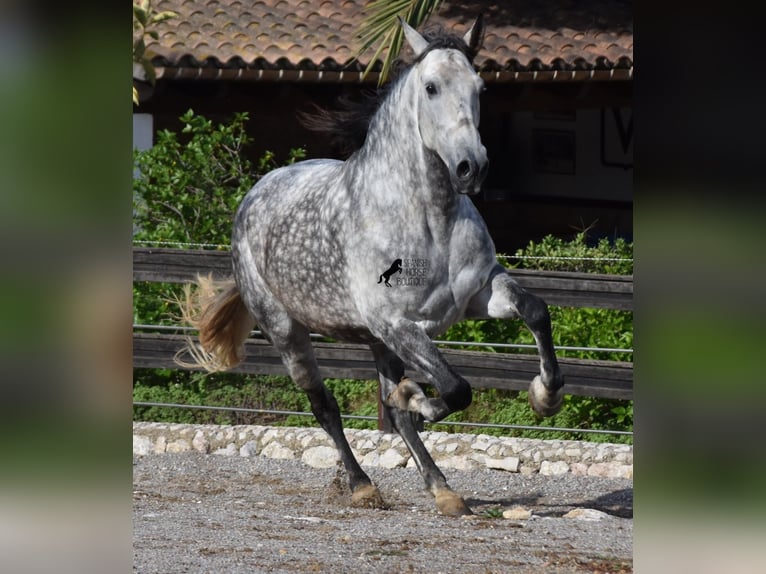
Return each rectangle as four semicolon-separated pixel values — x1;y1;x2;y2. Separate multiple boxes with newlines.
232;160;372;339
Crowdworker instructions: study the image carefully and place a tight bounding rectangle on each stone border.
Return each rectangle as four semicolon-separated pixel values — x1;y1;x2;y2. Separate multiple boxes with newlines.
133;422;632;479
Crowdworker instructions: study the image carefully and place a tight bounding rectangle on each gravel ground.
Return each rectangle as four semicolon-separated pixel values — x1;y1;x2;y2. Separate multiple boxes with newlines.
133;453;632;573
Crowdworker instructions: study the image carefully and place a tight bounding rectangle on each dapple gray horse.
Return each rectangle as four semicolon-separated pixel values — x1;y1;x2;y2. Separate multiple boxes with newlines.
180;17;564;516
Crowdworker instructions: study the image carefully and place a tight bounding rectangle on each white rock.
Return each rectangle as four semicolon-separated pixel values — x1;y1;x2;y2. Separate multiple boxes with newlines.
153;436;167;454
563;508;611;521
439;456;476;471
503;506;532;520
192;432;210;454
300;435;314;448
539;460;569;476
378;449;407;469
261;429;280;445
469;452;486;465
484;456;520;473
433;432;451;444
213;443;237;456
444;442;459;454
239;441;259;457
133;435;153;456
587;462;633;479
261;442;296;460
570;462;589;476
302;446;339;469
165;439;191;453
360;452;380;467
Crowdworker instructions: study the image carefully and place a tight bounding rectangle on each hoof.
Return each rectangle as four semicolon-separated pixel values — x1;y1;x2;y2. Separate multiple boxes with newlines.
434;489;473;516
351;484;388;510
385;377;423;410
528;375;564;418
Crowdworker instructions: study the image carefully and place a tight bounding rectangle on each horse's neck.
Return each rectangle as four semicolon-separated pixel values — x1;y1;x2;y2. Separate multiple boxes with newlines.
348;79;457;219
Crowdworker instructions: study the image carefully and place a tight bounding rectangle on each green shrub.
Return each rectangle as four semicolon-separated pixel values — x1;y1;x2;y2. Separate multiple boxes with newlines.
133;109;305;246
508;231;633;274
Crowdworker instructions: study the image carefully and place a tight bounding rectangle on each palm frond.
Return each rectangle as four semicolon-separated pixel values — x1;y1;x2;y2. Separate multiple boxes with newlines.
354;0;443;85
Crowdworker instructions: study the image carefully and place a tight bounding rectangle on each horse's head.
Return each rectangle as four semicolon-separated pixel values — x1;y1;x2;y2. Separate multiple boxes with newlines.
402;17;488;196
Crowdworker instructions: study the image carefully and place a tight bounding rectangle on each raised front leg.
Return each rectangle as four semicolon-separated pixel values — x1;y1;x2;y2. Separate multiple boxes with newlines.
467;264;565;417
370;319;472;423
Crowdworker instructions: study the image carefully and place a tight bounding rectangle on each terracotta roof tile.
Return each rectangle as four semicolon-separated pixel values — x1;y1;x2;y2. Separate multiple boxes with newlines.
144;0;632;80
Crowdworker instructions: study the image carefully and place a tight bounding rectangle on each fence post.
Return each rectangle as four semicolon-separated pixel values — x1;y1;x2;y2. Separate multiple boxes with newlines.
377;383;393;433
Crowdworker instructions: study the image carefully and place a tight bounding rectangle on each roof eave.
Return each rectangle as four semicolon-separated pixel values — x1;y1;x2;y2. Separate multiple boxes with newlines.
154;65;633;84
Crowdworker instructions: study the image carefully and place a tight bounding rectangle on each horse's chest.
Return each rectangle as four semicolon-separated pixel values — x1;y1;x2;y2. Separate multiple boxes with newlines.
377;257;482;322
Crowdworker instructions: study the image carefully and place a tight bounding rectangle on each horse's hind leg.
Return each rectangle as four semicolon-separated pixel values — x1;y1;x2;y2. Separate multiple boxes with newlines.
371;343;472;516
273;325;386;509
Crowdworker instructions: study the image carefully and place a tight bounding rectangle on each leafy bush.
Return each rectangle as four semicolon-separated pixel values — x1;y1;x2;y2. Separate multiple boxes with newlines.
133;109;305;246
508;231;633;274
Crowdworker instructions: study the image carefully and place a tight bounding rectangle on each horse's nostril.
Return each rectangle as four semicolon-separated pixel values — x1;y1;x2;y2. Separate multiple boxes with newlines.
456;160;472;180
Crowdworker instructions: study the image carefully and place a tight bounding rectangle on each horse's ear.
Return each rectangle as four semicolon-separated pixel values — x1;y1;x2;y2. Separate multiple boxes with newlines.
463;13;485;59
399;17;429;57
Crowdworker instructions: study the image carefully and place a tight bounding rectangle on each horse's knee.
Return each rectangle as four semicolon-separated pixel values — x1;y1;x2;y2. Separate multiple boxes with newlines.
519;291;550;328
441;376;472;412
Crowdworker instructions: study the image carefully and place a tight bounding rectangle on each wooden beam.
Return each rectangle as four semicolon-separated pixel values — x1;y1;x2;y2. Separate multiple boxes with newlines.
133;248;231;283
133;332;632;400
132;248;632;310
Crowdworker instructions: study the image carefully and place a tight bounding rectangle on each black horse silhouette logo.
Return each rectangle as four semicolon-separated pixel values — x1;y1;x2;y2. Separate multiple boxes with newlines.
377;259;403;287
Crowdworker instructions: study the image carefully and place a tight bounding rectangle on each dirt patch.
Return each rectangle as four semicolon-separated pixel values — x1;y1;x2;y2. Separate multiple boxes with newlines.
133;453;632;573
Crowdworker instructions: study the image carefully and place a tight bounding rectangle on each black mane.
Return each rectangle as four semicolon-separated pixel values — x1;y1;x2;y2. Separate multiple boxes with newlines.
299;26;477;158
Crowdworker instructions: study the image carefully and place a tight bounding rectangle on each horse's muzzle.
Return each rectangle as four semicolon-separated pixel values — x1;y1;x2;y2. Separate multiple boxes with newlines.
452;155;488;195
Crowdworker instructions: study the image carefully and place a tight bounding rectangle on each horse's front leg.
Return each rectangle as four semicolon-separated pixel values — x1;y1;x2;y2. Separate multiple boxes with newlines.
371;320;472;423
467;264;565;417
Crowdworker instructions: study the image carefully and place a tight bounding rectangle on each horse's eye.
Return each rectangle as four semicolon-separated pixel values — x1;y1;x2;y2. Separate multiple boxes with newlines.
425;82;438;97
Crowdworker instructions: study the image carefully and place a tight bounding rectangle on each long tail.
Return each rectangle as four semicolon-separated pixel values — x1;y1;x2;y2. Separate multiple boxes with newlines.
174;274;256;372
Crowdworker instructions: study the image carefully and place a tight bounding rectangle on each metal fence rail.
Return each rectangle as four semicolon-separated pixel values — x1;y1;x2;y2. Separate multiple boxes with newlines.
132;401;633;437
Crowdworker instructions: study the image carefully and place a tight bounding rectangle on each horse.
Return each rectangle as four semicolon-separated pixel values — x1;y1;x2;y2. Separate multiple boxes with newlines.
178;17;564;516
377;258;403;287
